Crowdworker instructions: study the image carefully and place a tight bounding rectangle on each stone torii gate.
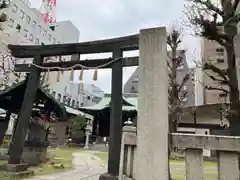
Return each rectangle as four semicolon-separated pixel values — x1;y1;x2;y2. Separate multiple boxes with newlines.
9;27;169;180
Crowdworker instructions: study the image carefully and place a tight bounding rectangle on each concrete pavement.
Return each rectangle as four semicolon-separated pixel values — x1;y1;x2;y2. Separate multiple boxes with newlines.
26;152;106;180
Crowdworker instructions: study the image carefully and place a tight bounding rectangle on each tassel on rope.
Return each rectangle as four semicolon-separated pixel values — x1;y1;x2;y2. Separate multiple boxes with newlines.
70;69;74;81
79;69;84;81
92;68;98;81
56;71;61;82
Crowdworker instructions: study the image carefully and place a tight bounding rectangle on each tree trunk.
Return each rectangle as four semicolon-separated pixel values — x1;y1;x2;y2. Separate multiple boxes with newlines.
223;21;240;136
226;43;240;136
220;1;240;136
168;45;178;180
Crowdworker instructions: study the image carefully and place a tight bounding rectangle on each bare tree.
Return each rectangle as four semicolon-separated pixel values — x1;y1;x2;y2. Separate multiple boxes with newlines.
167;29;191;134
0;51;21;87
167;29;194;180
185;0;240;135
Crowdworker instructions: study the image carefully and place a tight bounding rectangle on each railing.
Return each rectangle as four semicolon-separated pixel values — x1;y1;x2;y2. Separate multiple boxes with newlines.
119;125;240;180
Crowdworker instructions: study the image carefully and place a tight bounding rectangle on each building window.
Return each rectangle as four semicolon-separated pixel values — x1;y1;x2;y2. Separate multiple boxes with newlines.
63;96;67;104
37;25;42;33
132;76;138;83
23;29;28;38
43;30;47;36
35;38;39;44
20;10;24;19
67;98;71;105
57;93;61;102
48;34;51;41
216;48;224;53
217;58;224;63
16;24;21;31
12;4;18;13
29;34;34;41
41;42;44;45
72;100;75;107
57;41;60;44
32;21;36;28
216;47;224;56
76;101;79;108
52;38;56;44
52;91;56;98
26;15;30;24
131;86;137;93
8;19;14;27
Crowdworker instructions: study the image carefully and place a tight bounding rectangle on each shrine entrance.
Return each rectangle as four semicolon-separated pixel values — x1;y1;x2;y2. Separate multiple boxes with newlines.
8;33;139;178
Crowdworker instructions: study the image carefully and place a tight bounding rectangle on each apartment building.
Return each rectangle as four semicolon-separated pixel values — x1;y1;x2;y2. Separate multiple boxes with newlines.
201;38;228;104
0;0;80;86
50;82;105;109
124;50;196;107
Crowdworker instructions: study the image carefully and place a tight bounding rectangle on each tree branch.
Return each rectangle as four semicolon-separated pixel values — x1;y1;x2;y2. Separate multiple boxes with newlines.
204;62;228;80
205;85;229;94
192;0;224;16
207;73;229;85
233;0;240;11
178;73;190;92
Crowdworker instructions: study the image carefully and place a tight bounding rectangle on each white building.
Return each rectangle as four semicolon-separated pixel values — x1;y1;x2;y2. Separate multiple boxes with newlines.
0;0;105;111
124;50;196;107
0;0;80;86
50;82;104;108
194;66;204;106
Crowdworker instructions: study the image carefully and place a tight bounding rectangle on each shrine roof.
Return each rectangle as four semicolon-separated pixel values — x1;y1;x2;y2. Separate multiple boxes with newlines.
64;105;93;119
79;93;138;112
0;80;67;119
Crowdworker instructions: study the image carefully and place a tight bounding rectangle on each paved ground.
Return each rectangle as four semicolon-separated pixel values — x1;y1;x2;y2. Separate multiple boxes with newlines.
26;152;107;180
25;152;216;180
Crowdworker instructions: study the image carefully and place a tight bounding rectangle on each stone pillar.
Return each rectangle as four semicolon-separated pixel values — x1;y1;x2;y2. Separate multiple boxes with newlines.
136;27;168;180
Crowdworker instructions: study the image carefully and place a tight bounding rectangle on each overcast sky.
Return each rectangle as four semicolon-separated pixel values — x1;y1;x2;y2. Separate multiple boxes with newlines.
31;0;200;93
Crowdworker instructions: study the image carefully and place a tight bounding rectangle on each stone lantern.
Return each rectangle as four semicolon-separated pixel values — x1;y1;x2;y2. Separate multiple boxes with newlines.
124;118;135;126
84;117;93;149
